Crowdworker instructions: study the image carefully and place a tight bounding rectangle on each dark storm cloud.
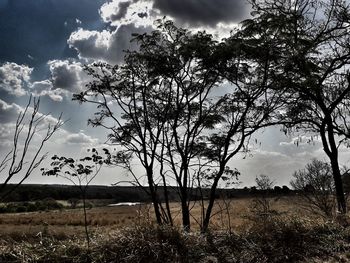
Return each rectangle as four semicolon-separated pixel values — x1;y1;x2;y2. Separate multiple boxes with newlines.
153;0;249;26
0;0;106;68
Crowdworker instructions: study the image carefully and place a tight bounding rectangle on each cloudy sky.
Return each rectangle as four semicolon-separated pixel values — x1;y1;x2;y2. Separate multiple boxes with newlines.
0;0;348;187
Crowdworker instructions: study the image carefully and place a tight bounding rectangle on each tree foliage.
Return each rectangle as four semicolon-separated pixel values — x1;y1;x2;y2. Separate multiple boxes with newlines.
238;0;350;213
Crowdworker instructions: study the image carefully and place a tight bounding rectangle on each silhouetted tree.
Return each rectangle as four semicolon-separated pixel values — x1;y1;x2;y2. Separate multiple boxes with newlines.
238;0;350;213
0;95;63;199
74;19;284;232
73;25;178;225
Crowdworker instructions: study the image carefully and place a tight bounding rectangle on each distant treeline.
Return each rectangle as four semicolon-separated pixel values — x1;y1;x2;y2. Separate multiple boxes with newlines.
0;184;293;203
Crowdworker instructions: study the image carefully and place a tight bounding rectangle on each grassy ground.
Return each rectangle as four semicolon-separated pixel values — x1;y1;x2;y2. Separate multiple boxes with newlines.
0;196;349;262
0;196;313;240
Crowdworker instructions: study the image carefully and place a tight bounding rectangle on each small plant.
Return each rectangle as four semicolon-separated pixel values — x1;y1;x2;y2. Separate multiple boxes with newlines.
42;148;107;248
250;174;276;220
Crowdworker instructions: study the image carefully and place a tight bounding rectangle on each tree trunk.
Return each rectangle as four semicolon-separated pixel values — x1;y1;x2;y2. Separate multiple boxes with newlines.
323;117;347;214
329;155;347;214
163;183;173;225
202;176;220;233
146;168;163;225
82;191;90;249
181;197;191;231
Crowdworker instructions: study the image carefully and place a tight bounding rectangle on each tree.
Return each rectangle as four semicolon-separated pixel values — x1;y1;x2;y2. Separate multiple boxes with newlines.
74;20;224;229
237;0;350;213
74;20;284;232
74;36;174;225
250;174;275;216
0;96;63;198
291;159;335;217
42;148;115;248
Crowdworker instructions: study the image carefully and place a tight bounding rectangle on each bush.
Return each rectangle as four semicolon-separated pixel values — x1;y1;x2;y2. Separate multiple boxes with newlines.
15;206;27;213
95;225;190;262
291;159;336;218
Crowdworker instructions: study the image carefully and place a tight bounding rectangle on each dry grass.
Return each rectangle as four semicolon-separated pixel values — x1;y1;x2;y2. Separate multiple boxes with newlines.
0;196;328;241
0;196;349;262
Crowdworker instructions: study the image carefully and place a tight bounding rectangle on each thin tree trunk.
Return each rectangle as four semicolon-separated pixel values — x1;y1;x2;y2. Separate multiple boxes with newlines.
202;176;220;233
146;168;163;224
82;191;90;249
162;183;173;225
181;197;191;231
323;117;347;214
329;156;347;213
181;164;190;231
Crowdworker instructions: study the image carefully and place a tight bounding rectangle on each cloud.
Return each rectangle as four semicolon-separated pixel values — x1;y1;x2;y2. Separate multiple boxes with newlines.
64;132;99;145
152;0;249;27
0;98;61;126
0;60;87;101
0;0;106;67
68;24;152;64
0;98;22;123
69;0;247;65
48;59;89;93
30;80;63;102
279;135;321;147
0;60;89;101
103;0;133;21
0;62;32;96
100;0;153;27
67;29;111;61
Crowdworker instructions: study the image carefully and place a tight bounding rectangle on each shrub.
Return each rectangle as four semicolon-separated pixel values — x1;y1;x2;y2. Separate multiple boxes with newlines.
291;159;336;218
15;206;27;213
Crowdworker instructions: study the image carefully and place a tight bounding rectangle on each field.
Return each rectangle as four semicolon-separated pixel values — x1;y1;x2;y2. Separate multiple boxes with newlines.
0;196;349;262
0;196;327;240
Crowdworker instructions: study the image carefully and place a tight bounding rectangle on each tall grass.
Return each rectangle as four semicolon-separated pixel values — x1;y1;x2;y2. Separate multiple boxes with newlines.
0;216;349;262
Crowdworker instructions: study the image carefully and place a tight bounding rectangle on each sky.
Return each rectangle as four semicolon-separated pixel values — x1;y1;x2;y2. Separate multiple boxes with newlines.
1;0;349;187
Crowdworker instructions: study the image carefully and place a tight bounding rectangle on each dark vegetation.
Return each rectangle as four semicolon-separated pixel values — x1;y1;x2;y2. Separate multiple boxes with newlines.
0;218;349;263
0;183;292;204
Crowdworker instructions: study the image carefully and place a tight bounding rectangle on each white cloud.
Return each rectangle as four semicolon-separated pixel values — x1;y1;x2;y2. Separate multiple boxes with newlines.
68;24;152;64
279;134;321;147
30;80;63;102
0;98;23;123
0;60;89;101
48;59;89;93
67;29;111;61
0;98;61;126
64;131;99;145
100;0;154;27
0;62;32;96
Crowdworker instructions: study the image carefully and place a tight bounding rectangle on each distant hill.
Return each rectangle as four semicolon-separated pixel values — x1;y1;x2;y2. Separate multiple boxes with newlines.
0;184;293;202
